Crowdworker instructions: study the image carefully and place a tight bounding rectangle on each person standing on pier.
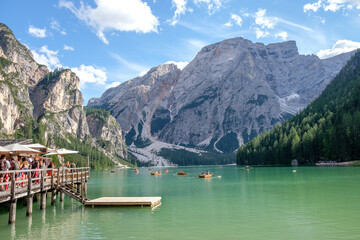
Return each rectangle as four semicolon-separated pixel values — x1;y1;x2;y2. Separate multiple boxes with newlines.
0;155;9;191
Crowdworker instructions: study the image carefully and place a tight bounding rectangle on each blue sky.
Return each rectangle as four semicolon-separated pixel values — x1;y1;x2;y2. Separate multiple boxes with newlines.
1;0;360;103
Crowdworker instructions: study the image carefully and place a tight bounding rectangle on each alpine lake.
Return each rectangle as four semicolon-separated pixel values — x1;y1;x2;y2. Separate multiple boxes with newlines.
0;166;359;240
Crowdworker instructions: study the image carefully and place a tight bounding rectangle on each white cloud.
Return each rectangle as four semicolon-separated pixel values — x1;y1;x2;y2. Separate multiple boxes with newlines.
275;31;288;41
31;46;62;70
304;0;360;13
193;0;224;14
50;20;66;35
187;39;208;50
63;45;74;51
224;14;242;27
304;0;322;12
169;0;193;25
317;39;360;59
255;28;269;39
28;25;47;38
71;65;107;88
59;0;159;44
255;9;276;29
106;81;121;89
110;53;149;74
165;61;189;70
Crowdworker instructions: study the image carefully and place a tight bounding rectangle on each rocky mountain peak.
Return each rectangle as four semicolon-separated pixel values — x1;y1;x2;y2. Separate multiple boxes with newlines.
89;36;355;164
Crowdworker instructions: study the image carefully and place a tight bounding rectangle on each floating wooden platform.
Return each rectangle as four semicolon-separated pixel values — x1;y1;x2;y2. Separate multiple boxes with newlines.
84;197;162;208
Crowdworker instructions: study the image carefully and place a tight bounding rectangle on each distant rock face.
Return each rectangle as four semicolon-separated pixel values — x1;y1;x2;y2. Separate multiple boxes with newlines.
86;110;127;159
30;69;90;139
89;37;355;153
0;23;128;165
0;23;48;134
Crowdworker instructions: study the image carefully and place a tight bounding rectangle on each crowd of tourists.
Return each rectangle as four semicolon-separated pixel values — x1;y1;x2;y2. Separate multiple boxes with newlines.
0;155;55;191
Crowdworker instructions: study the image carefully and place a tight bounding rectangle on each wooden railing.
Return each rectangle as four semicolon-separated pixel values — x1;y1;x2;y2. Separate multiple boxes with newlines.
0;167;90;203
0;167;90;223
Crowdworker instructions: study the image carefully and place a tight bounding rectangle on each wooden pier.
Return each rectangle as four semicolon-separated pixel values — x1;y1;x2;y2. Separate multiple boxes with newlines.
0;166;90;224
0;165;162;224
85;197;162;208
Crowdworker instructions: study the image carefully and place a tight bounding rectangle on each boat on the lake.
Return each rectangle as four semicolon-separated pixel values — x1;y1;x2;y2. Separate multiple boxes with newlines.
110;170;115;173
199;173;212;178
177;171;187;175
151;171;161;176
164;169;168;173
244;166;251;169
134;168;139;173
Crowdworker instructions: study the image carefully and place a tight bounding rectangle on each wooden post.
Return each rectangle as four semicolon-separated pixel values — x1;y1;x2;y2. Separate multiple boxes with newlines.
62;167;65;186
60;191;64;202
9;172;17;224
84;181;87;198
71;169;74;187
65;167;68;185
56;167;60;189
51;169;56;205
40;169;46;210
80;169;83;201
27;171;33;216
60;166;64;202
87;156;90;179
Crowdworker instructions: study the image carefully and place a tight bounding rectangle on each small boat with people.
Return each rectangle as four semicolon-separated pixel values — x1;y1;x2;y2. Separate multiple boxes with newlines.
134;168;139;173
151;171;162;176
199;170;212;178
163;169;168;173
177;171;187;175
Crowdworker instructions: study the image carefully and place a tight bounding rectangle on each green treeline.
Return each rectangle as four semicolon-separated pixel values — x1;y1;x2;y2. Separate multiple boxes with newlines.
52;135;115;169
237;50;360;165
159;148;235;166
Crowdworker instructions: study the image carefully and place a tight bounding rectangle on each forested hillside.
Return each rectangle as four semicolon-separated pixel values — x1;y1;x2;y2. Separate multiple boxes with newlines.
237;50;360;165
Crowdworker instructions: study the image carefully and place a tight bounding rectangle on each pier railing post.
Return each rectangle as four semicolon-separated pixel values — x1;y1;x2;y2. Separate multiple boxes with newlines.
27;171;33;216
51;169;56;205
40;168;46;210
9;172;17;224
60;167;64;202
80;169;83;201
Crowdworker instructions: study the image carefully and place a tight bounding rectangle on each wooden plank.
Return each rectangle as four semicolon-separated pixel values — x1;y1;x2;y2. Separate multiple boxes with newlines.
84;197;162;207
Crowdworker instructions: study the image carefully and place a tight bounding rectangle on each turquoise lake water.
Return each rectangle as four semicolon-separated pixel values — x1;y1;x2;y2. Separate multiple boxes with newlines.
0;166;359;239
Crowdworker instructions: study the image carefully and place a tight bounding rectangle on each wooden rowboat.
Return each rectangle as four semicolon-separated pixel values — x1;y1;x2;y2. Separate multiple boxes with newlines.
164;169;169;173
177;171;187;175
199;173;212;178
151;172;161;176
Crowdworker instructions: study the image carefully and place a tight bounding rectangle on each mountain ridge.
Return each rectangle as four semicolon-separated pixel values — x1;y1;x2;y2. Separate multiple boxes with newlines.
89;36;355;165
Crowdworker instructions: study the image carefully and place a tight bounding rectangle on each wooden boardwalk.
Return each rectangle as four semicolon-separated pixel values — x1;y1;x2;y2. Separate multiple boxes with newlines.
85;197;162;208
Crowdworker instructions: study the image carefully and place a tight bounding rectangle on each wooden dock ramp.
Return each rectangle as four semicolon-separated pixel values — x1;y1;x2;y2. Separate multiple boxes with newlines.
84;197;162;208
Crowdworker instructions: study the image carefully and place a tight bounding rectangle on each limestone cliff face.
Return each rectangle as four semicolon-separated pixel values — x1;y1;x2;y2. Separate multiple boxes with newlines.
30;69;89;139
86;110;127;159
89;37;355;154
0;23;48;134
0;23;128;166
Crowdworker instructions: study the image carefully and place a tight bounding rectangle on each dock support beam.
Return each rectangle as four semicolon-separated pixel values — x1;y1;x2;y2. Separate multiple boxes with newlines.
9;172;16;224
27;171;33;216
9;199;17;224
51;169;56;205
40;192;46;210
27;196;33;216
60;192;64;201
40;169;46;210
